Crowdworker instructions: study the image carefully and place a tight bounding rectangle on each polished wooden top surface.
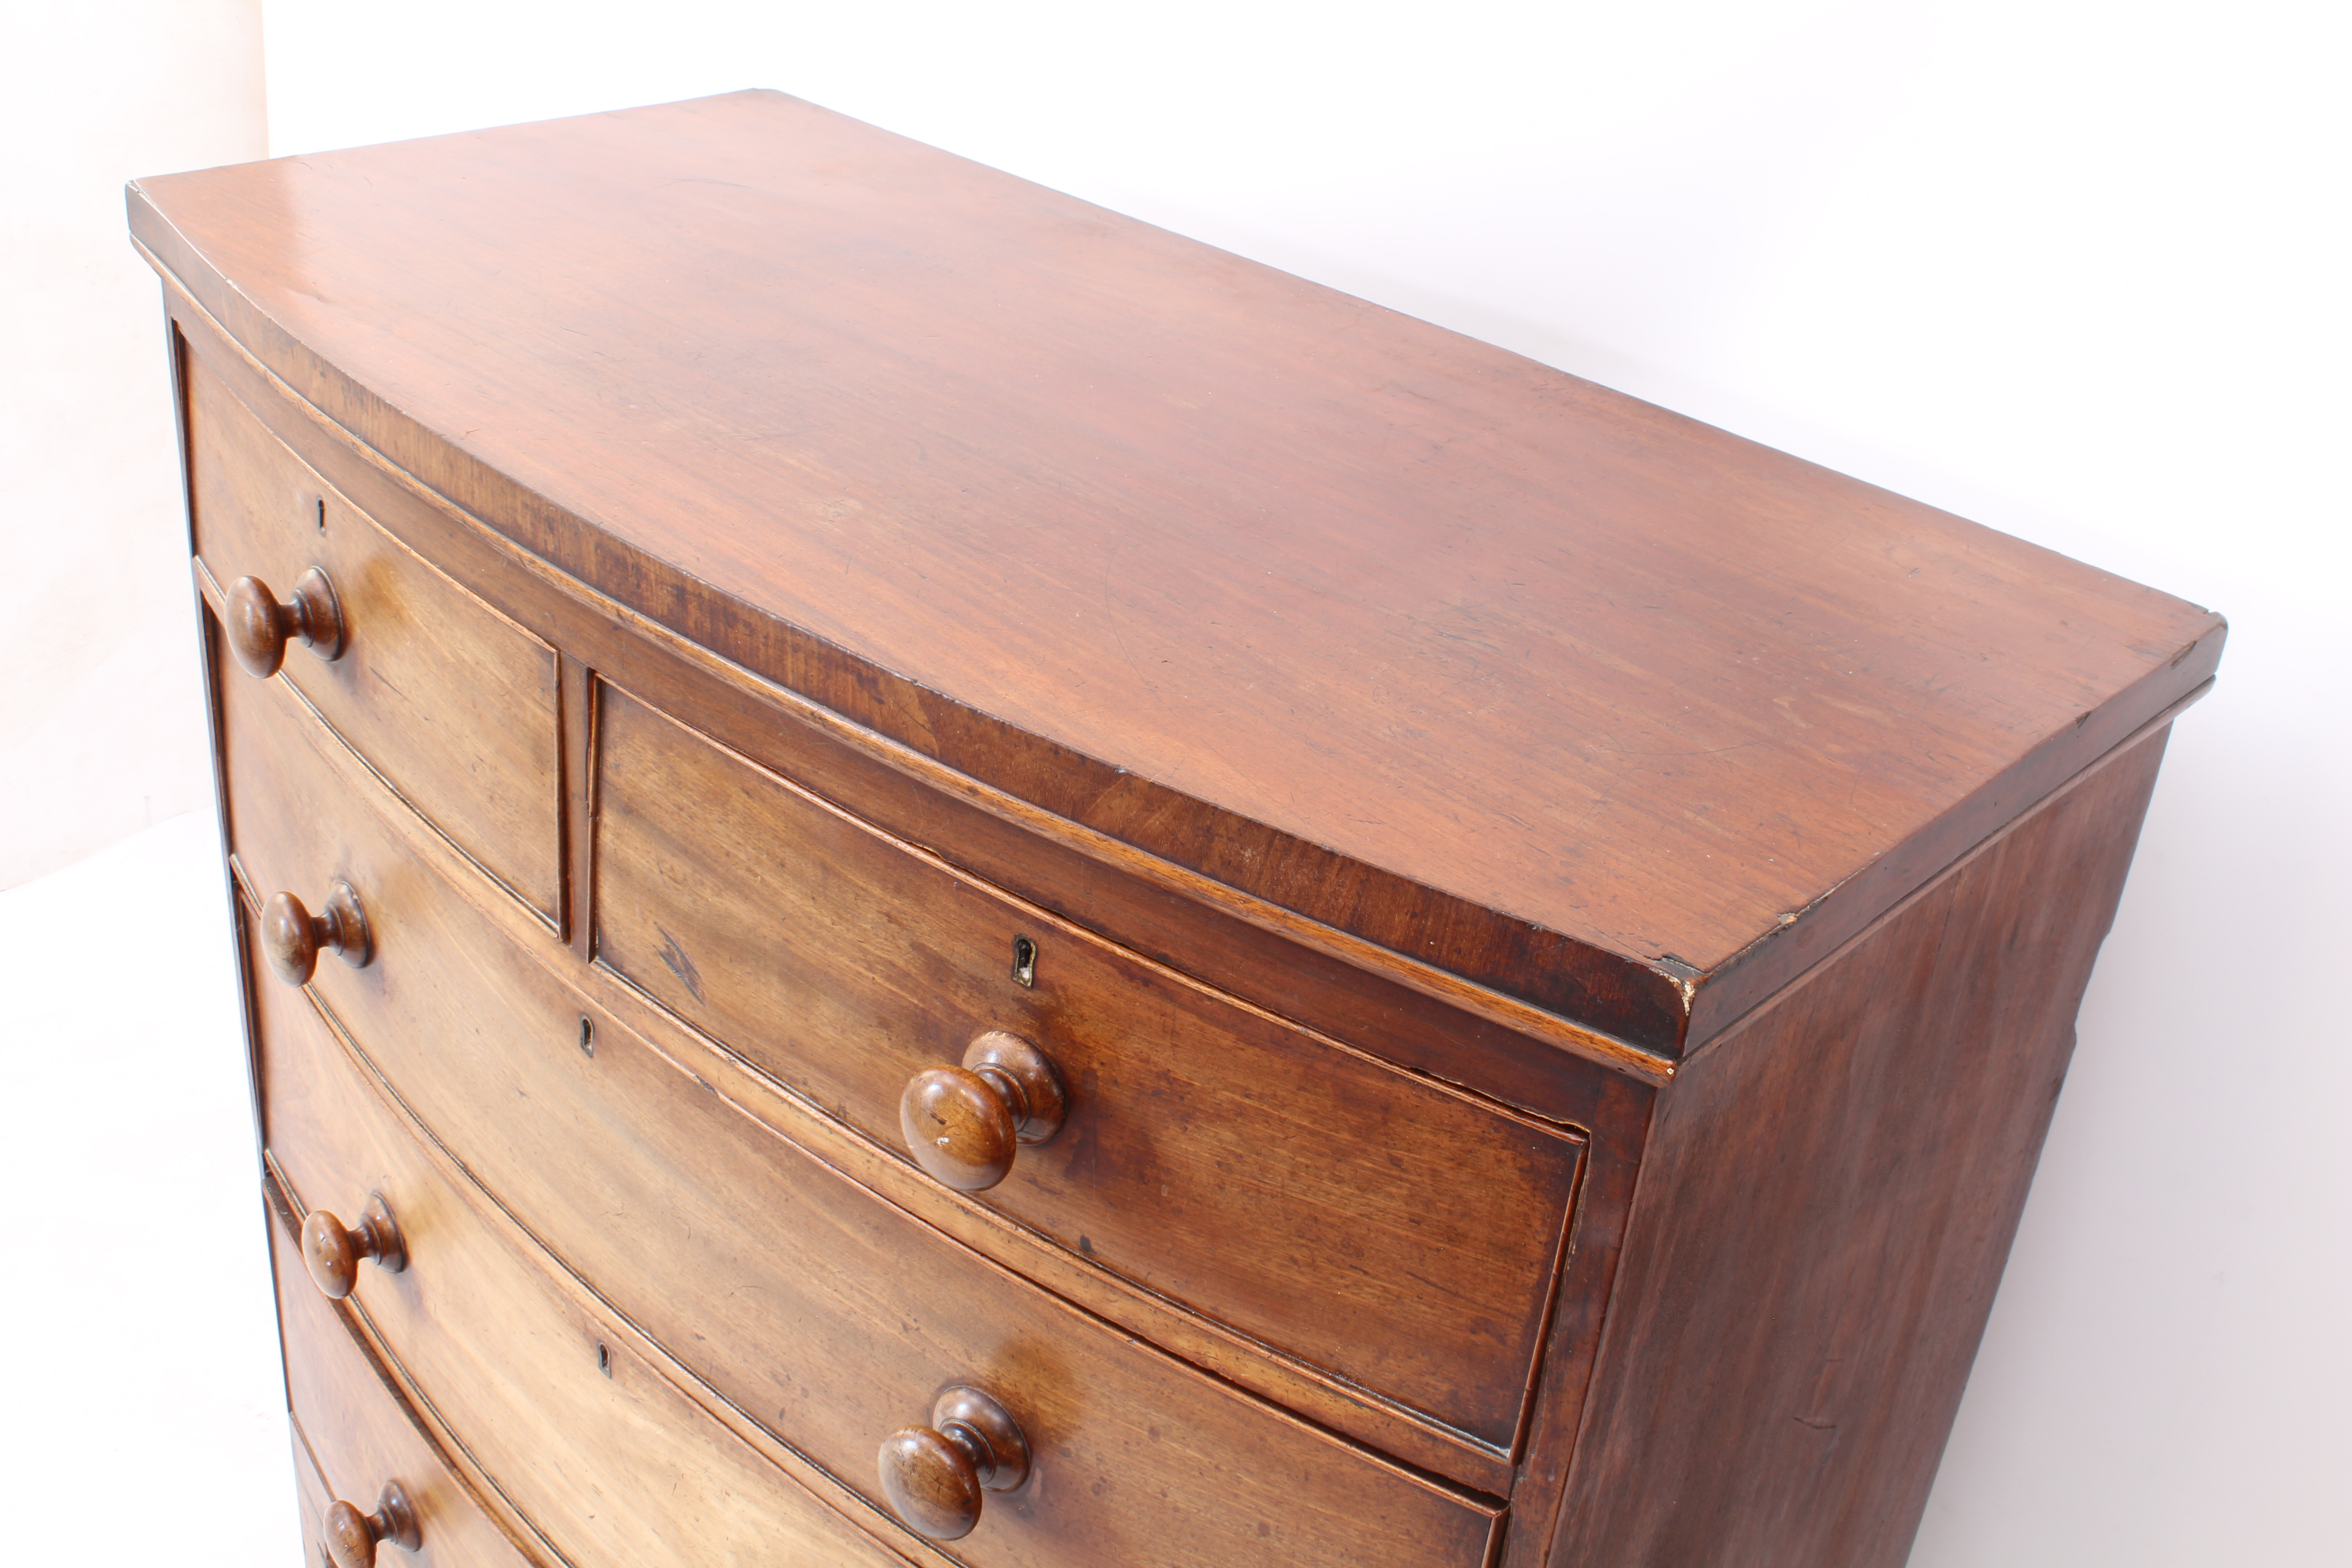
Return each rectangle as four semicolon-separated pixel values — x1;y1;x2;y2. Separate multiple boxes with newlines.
130;90;2222;1057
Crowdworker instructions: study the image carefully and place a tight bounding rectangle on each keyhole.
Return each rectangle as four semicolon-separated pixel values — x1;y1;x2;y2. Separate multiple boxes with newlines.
596;1342;611;1377
578;1016;595;1057
1011;935;1038;988
315;497;326;533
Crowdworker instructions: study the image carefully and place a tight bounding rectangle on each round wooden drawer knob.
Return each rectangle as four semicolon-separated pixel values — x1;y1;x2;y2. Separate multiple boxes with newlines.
303;1192;408;1300
899;1029;1067;1191
877;1384;1030;1541
225;567;345;678
324;1479;421;1568
261;881;372;986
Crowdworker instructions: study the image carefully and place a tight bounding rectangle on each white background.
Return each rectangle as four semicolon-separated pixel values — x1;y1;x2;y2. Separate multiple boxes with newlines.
3;2;2344;1563
0;0;261;888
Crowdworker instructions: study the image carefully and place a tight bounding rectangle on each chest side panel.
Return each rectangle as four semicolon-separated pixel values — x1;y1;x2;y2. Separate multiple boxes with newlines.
1548;726;2170;1568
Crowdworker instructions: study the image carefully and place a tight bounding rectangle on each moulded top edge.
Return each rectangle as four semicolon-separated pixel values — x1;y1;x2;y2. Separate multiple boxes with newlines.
126;92;2226;1059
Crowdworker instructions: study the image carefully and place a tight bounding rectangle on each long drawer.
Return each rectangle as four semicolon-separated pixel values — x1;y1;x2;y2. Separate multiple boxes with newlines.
268;1177;538;1568
187;344;564;923
228;652;1504;1567
593;680;1586;1452
257;946;925;1568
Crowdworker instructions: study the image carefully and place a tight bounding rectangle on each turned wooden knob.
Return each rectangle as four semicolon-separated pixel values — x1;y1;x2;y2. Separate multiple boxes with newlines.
899;1029;1067;1191
260;881;372;986
225;567;344;677
323;1480;421;1568
302;1193;407;1300
877;1384;1030;1541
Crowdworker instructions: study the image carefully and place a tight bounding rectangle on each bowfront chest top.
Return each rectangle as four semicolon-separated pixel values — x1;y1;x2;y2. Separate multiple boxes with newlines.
132;90;2221;1568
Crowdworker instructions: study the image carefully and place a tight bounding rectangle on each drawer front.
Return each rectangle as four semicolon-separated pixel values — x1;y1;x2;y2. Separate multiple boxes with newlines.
593;682;1583;1449
228;671;1503;1568
292;1428;336;1568
268;1183;539;1568
257;954;922;1568
187;347;563;921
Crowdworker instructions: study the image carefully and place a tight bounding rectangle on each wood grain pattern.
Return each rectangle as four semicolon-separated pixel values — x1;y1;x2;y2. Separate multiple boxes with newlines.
594;680;1585;1450
218;609;1536;1493
260;957;927;1568
228;658;1507;1562
1546;724;2172;1568
558;651;597;957
142;96;2222;1568
325;1480;422;1568
128;90;2224;1054
878;1386;1034;1541
186;349;564;925
260;881;373;987
247;854;1503;1568
292;1425;333;1568
265;1177;539;1568
898;1029;1071;1193
169;272;1655;1111
292;1418;344;1568
224;564;343;676
301;1192;407;1300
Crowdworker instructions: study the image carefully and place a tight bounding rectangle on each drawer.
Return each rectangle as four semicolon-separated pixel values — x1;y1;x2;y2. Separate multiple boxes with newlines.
268;1179;538;1568
257;949;923;1568
230;673;1504;1567
292;1427;335;1568
592;682;1584;1451
186;346;563;922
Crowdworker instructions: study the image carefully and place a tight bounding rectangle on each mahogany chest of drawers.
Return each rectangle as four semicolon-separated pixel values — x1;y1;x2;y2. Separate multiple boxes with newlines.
130;91;2223;1568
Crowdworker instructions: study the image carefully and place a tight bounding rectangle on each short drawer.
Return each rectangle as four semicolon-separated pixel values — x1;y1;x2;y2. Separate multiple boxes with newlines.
268;1181;538;1568
592;682;1584;1451
257;955;924;1568
229;673;1504;1568
187;345;562;922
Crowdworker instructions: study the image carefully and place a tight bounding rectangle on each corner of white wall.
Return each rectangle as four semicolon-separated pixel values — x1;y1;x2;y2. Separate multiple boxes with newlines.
0;1;268;888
